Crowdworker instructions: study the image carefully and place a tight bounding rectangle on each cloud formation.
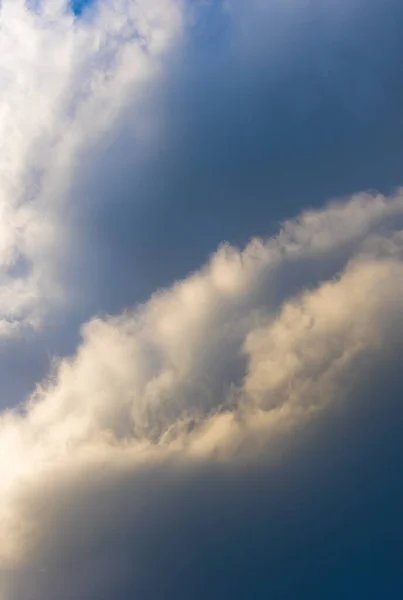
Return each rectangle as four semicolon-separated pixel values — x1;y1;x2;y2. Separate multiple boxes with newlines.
0;0;182;336
2;191;403;598
2;1;403;598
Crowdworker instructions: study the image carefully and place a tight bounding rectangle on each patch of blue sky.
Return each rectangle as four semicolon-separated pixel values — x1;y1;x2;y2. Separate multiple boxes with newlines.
70;0;95;16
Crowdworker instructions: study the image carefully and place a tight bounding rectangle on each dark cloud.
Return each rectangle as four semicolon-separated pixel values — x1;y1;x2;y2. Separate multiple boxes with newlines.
5;347;403;600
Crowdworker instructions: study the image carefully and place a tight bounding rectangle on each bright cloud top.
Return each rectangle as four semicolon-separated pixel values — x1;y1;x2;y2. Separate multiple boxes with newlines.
0;0;182;336
1;191;403;598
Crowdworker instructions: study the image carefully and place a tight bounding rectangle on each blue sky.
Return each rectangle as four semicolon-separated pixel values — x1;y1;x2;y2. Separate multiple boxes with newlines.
70;0;94;15
1;1;403;599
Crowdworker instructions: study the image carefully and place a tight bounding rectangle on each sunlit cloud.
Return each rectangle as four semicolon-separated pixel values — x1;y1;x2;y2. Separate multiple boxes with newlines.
1;191;403;598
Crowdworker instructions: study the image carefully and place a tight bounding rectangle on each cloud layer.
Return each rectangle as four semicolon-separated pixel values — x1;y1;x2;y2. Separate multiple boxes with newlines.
2;191;403;598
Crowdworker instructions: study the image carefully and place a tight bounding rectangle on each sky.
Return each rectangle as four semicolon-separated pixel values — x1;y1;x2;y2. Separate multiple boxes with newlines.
1;0;403;598
70;0;95;15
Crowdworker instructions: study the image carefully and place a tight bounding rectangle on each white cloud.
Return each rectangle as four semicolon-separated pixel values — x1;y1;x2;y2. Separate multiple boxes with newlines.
0;0;182;336
1;192;403;598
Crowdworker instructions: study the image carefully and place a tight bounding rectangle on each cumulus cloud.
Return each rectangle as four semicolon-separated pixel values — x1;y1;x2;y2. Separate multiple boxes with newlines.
1;192;403;598
0;0;182;336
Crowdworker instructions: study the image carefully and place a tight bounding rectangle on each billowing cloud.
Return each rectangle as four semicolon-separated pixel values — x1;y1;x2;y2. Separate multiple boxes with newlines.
0;0;182;335
1;192;403;598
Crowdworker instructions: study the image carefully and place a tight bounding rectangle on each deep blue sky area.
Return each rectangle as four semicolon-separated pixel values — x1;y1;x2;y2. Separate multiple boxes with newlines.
70;0;94;16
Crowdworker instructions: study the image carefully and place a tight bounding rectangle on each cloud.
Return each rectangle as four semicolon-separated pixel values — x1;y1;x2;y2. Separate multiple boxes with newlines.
1;1;403;598
65;0;403;323
1;193;403;598
2;0;403;407
0;0;182;336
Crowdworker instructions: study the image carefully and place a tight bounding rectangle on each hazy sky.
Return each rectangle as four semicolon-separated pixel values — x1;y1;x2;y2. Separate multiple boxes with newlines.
1;1;403;598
